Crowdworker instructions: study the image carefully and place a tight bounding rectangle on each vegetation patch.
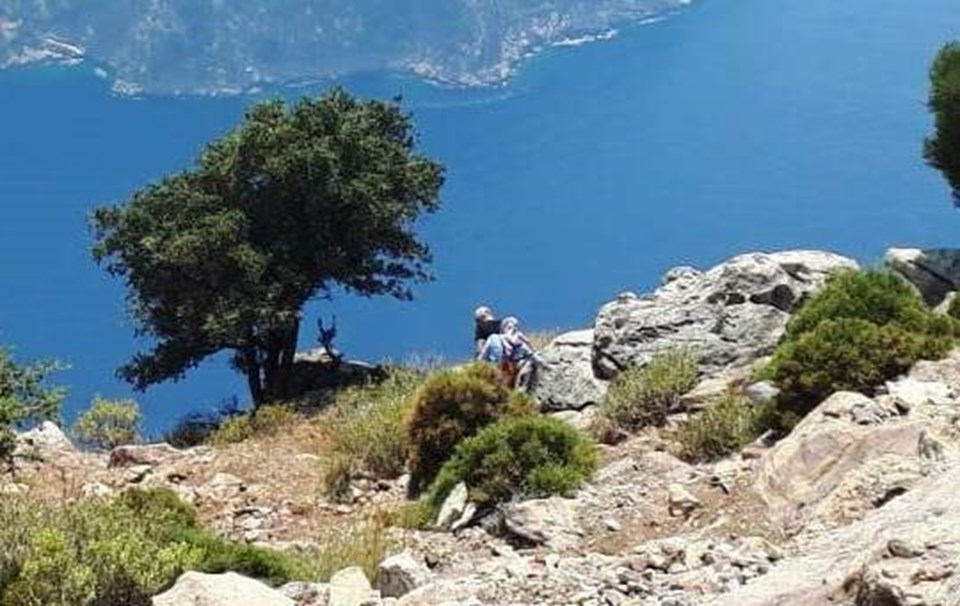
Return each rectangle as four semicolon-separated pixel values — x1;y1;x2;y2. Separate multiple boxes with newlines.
671;394;775;462
0;348;64;464
320;368;427;499
208;404;303;445
426;416;597;510
405;363;536;496
72;397;141;450
598;349;698;432
763;270;956;419
0;488;313;606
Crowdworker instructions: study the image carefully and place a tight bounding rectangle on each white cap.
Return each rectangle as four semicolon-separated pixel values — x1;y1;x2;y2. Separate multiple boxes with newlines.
475;306;493;320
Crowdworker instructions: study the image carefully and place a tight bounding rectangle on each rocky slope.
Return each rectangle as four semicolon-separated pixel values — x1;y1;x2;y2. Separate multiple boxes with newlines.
9;247;960;606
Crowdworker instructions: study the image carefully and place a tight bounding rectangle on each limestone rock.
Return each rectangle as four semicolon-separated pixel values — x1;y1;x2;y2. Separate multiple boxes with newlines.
152;571;294;606
500;497;583;550
885;247;960;306
721;461;960;605
109;442;184;468
667;483;701;517
532;330;609;411
593;250;858;379
754;392;926;527
278;582;330;605
435;482;469;530
16;421;74;454
329;566;378;606
378;552;432;598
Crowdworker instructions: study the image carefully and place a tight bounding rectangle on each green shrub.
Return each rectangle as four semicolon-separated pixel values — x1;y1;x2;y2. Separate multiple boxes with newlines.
72;397;141;450
209;404;302;445
671;394;776;462
0;488;314;605
947;293;960;320
325;368;425;480
0;348;64;464
426;416;597;509
388;500;436;530
762;269;957;418
405;364;536;496
599;349;698;432
783;269;954;340
770;318;952;417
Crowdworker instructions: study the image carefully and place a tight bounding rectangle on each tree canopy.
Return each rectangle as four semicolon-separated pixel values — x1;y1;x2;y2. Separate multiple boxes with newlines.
92;89;444;404
0;348;64;462
925;42;960;203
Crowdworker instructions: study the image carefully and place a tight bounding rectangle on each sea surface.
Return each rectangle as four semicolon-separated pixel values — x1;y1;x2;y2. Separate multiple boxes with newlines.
2;0;959;433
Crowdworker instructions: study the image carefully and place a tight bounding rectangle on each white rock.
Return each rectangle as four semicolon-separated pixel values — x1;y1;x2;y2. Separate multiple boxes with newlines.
152;571;294;606
667;484;701;517
436;482;469;530
329;566;377;606
16;421;74;453
378;552;432;598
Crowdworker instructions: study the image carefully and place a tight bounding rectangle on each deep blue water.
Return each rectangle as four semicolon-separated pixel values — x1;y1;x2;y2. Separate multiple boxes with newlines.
2;0;960;433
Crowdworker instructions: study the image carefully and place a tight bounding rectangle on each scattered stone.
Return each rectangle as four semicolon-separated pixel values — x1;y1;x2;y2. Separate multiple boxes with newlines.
0;483;29;495
278;581;330;605
378;552;432;598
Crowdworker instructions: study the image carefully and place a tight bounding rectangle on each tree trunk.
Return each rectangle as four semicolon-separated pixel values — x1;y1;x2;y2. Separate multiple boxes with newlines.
239;347;265;406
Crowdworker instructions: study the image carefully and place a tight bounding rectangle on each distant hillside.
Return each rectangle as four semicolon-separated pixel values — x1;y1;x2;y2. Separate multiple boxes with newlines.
0;0;689;95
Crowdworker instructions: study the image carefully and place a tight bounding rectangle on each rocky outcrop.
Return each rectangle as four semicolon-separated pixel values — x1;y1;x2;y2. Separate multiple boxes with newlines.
885;247;960;306
532;330;609;411
592;250;858;379
15;421;74;455
721;460;960;606
152;571;294;606
378;552;432;598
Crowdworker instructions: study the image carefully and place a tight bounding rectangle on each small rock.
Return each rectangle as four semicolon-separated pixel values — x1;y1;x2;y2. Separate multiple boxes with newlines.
744;381;780;404
887;538;924;559
668;484;702;517
0;483;29;496
109;442;183;468
80;482;113;499
378;552;432;598
436;482;469;530
278;581;330;605
152;571;293;605
603;518;622;532
329;566;377;606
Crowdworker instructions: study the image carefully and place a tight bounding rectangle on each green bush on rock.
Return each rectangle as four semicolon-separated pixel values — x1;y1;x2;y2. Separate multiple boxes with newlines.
426;416;597;510
0;348;64;464
671;394;775;463
405;364;536;496
764;269;956;419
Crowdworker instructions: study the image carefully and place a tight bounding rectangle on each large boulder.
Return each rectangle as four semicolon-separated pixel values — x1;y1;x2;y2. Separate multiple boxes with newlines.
754;391;926;529
532;330;609;411
885;247;960;306
152;571;294;606
593;250;858;379
721;460;960;606
15;421;74;455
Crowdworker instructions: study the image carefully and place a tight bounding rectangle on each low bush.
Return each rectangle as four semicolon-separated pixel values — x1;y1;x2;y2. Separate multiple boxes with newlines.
209;404;302;445
323;368;425;484
163;398;243;448
72;397;141;450
426;416;597;510
405;364;536;496
0;488;313;605
599;348;698;432
782;269;953;341
671;394;775;462
770;318;952;417
762;269;957;418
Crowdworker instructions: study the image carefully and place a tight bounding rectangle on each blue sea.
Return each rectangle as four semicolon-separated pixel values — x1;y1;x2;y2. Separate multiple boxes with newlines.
2;0;959;433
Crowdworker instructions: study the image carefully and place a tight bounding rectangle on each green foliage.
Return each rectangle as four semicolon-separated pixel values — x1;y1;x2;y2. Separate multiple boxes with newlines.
782;270;953;341
209;404;302;445
925;42;960;203
599;349;698;431
72;397;141;450
91;89;445;404
320;368;427;501
948;294;960;320
772;319;952;417
671;394;775;462
0;348;65;463
388;500;437;530
0;488;313;605
764;269;956;417
405;364;536;496
427;417;597;509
